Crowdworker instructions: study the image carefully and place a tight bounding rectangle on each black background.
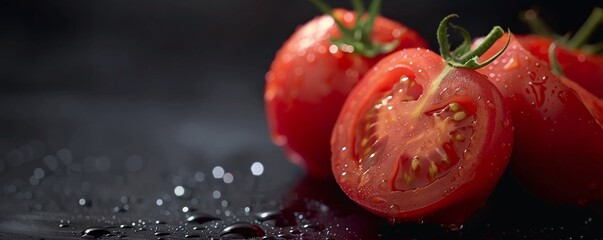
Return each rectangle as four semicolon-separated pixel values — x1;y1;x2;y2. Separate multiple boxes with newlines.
0;0;602;239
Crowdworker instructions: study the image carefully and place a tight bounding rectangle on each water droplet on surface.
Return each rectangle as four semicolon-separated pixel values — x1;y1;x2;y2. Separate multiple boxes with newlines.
81;227;110;239
59;223;70;228
119;224;133;229
113;205;129;213
212;190;221;199
194;171;205;182
220;222;265;238
79;198;91;207
154;232;170;236
33;167;45;179
186;214;220;224
277;233;296;239
302;223;324;232
254;210;281;222
223;173;234;184
156;199;163;206
212;166;225;179
251;162;264;176
174;186;186;197
184;234;200;238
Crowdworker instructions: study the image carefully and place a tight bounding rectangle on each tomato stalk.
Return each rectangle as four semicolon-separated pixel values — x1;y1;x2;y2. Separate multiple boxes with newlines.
548;43;565;76
413;14;510;117
522;7;603;54
309;0;399;57
438;14;510;69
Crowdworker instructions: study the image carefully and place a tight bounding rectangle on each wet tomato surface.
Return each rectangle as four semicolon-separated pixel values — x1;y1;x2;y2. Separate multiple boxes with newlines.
331;47;513;224
477;34;603;205
265;8;428;178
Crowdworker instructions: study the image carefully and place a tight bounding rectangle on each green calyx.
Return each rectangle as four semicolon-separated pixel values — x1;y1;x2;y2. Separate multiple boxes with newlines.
309;0;399;58
437;14;510;69
521;7;603;54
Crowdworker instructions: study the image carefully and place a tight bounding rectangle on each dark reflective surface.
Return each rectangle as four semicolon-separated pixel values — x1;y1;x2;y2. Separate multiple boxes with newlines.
1;0;602;239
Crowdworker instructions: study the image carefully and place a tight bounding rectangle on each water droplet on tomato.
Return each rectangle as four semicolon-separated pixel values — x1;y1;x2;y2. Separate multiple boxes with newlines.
329;45;338;54
527;81;547;107
306;54;315;63
388;204;400;213
294;67;304;76
527;71;536;81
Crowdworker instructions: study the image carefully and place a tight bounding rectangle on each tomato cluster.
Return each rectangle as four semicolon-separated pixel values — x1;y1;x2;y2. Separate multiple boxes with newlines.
265;1;603;225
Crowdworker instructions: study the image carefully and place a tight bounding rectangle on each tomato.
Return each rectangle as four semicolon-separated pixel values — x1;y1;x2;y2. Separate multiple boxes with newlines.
331;16;513;224
476;33;603;205
517;35;603;98
264;2;428;178
517;7;603;98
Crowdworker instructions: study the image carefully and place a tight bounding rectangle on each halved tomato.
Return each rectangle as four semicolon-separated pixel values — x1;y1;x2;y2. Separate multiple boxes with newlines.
331;46;513;223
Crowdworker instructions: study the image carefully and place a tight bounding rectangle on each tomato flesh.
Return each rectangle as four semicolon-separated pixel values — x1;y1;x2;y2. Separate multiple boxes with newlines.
332;48;513;223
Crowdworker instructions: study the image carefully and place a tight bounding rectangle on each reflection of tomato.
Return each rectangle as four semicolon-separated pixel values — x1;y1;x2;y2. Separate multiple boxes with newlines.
477;34;603;205
331;34;513;224
264;6;428;178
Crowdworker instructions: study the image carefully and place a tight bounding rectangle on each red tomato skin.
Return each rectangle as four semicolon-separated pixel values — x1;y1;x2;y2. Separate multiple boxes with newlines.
477;34;603;205
331;48;513;224
516;35;603;98
265;9;428;178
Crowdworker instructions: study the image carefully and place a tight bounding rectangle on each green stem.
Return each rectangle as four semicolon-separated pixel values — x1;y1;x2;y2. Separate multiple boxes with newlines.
520;9;558;39
583;40;603;54
449;23;472;60
548;43;565;76
364;0;381;40
437;14;457;63
308;0;399;58
437;14;509;69
567;7;603;50
351;0;365;26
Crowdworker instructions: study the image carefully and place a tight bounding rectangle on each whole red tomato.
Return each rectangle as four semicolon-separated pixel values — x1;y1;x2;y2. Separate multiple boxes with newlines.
477;33;603;205
264;1;428;178
517;35;603;98
517;8;603;98
331;15;513;224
